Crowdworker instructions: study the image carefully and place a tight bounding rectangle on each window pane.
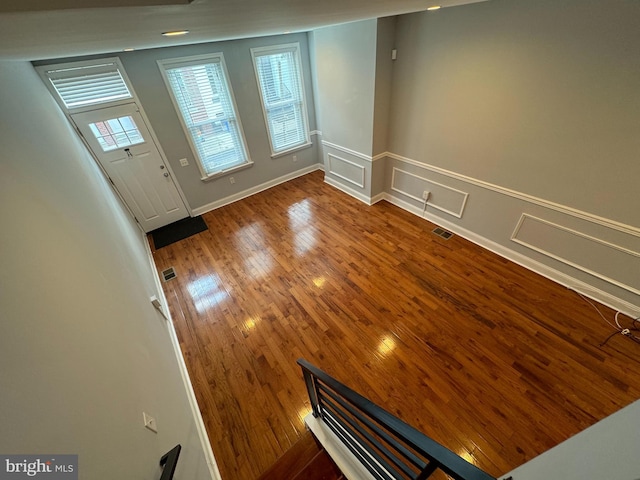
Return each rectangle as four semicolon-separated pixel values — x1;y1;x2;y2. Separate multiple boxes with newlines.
106;118;124;134
88;116;144;152
163;58;249;176
267;103;305;150
252;45;309;153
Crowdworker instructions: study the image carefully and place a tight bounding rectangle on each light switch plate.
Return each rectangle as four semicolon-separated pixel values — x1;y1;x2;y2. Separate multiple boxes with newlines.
143;412;158;433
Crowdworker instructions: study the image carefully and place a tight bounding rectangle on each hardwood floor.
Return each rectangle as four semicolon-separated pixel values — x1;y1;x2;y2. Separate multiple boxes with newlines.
151;170;640;480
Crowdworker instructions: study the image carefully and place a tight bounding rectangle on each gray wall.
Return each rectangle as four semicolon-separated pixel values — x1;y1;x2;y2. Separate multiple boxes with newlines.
371;17;397;197
35;33;320;213
0;61;212;479
311;19;377;156
310;19;379;201
382;0;640;312
388;0;639;226
372;16;396;158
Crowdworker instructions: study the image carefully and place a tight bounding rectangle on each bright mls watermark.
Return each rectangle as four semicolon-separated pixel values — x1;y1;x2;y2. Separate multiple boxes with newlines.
0;455;77;479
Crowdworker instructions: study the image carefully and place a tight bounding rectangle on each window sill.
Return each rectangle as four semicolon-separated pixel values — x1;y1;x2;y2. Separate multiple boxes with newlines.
200;161;254;182
270;141;313;159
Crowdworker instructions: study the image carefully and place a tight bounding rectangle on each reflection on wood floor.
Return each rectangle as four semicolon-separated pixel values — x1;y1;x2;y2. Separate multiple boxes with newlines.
151;170;640;480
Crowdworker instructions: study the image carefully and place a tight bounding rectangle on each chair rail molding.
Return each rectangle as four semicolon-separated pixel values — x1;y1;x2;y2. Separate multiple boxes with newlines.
321;140;372;162
383;152;639;236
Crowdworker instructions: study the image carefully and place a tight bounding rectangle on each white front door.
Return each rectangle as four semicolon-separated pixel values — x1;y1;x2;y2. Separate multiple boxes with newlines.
72;103;188;232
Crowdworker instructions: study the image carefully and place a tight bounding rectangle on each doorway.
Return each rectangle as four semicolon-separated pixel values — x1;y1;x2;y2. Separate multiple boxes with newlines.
72;103;188;232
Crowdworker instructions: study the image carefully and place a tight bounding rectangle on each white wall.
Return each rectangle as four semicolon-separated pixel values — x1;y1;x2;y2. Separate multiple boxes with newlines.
0;61;213;479
383;0;640;313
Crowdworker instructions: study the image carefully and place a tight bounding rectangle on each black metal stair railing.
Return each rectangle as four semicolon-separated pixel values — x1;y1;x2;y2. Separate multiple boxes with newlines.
298;359;496;480
159;445;181;480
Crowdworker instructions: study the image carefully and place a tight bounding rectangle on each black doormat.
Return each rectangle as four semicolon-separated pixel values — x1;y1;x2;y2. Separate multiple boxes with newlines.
151;216;208;249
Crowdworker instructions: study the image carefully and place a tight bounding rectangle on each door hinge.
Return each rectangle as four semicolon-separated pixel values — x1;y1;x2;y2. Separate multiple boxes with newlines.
108;177;115;186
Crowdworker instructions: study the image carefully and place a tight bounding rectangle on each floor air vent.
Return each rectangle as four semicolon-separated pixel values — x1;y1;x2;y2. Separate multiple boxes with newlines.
162;267;177;282
432;227;454;240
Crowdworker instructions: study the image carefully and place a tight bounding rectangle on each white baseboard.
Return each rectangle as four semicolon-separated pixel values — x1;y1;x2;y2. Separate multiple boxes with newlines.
383;193;640;318
324;175;371;204
143;234;223;480
192;163;323;216
322;176;389;207
370;192;386;205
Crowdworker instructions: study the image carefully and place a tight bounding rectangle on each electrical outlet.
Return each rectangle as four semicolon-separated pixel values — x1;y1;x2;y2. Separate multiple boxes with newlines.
229;176;235;184
143;412;158;433
292;155;297;162
179;158;189;167
422;190;431;200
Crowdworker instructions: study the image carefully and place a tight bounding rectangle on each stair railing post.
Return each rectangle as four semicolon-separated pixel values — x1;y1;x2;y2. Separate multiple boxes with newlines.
301;365;321;418
416;460;439;480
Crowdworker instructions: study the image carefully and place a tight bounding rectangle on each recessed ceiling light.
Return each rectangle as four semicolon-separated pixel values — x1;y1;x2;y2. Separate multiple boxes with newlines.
427;5;442;10
161;30;190;37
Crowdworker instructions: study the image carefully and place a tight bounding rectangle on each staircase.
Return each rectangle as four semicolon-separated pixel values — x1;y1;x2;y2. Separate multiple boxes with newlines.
259;360;496;480
258;429;344;480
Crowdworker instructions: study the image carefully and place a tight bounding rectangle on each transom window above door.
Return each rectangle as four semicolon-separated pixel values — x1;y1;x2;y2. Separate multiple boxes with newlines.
36;58;134;112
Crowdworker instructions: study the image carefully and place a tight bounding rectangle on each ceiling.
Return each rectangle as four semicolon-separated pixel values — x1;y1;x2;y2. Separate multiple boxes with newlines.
0;0;193;13
0;0;489;61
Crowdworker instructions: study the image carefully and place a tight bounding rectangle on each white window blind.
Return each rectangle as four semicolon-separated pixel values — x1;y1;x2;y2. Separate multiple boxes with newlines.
251;44;309;155
160;55;250;177
44;62;133;109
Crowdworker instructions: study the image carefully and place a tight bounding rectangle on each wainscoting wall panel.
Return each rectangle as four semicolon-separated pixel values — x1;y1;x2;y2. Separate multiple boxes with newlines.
321;141;377;204
391;167;469;218
512;214;640;296
327;153;365;188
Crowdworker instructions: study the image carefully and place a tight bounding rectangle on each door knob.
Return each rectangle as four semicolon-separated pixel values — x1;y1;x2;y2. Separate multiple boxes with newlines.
160;165;165;169
163;172;169;177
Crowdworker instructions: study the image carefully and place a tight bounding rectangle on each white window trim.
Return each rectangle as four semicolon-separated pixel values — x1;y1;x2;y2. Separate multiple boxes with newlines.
157;52;253;181
35;57;136;114
270;141;313;159
250;43;311;158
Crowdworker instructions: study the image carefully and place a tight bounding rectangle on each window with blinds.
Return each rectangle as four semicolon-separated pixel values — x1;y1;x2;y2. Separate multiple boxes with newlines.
41;61;133;109
159;54;251;178
251;44;310;155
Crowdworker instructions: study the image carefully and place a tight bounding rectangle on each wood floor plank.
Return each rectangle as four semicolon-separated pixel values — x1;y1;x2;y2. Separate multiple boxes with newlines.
150;170;640;480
